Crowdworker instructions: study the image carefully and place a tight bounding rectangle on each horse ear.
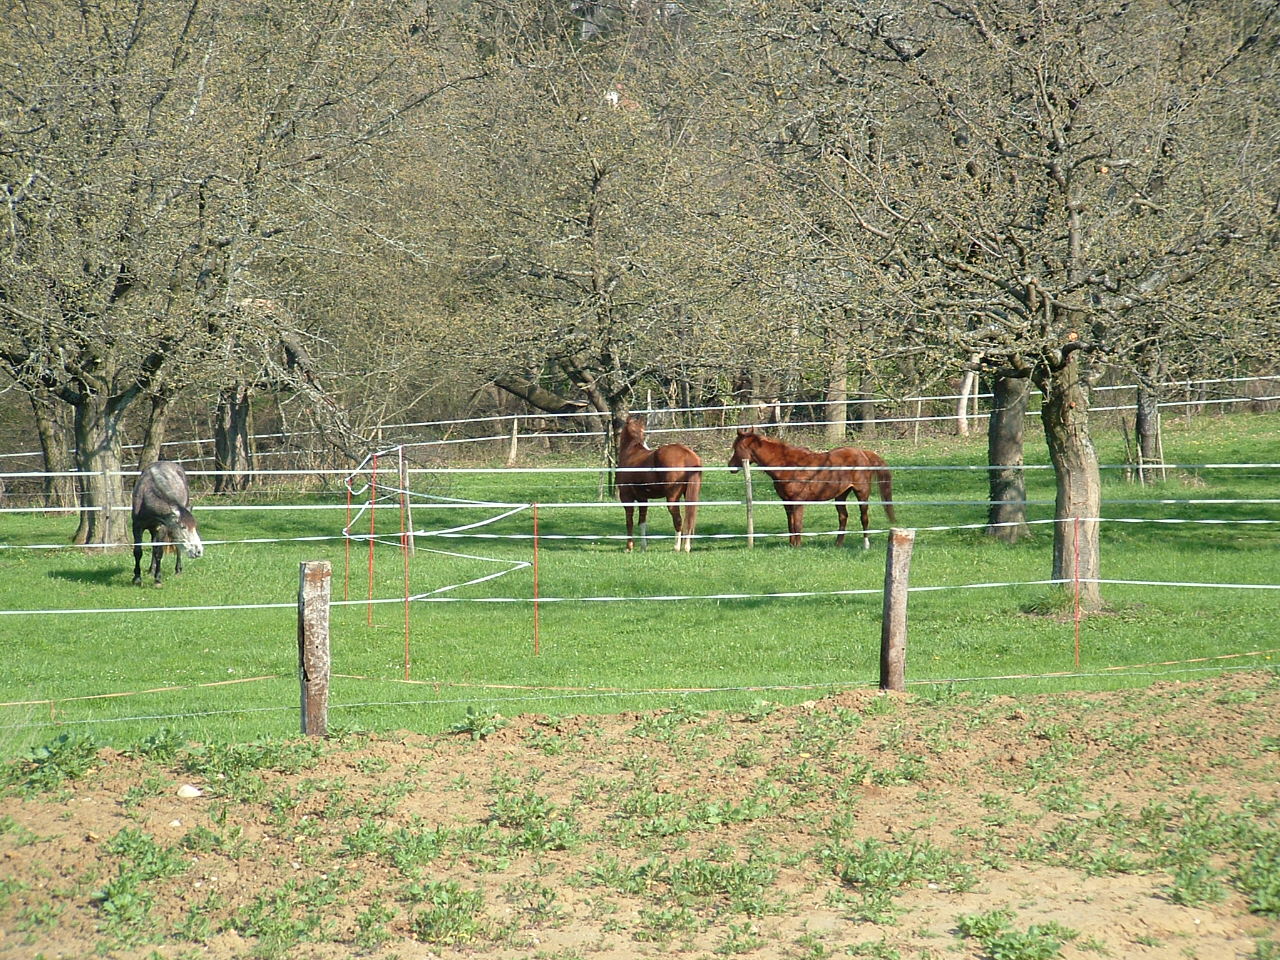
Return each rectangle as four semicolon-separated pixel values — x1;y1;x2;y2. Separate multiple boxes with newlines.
737;426;750;436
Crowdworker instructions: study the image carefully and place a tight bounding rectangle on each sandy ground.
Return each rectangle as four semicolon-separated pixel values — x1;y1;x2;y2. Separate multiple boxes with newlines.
2;671;1278;959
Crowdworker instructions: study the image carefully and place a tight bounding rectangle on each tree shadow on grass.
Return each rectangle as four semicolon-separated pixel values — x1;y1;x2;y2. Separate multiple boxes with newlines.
46;566;129;586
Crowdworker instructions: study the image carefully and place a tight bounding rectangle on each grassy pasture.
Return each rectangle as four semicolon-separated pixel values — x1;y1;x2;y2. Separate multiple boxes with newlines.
0;410;1276;758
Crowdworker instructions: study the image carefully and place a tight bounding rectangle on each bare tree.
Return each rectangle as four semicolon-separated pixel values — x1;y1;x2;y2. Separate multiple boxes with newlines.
433;6;740;453
0;1;465;541
719;0;1280;610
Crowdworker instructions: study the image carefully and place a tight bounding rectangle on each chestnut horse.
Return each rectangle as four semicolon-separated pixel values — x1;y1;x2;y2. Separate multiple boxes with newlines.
727;427;895;548
616;416;702;552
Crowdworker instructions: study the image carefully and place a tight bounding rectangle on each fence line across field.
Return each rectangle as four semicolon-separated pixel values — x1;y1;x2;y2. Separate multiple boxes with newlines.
7;493;1280;518
2;375;1275;466
3;507;1280;551
6;459;1280;484
0;658;1273;737
2;568;1276;618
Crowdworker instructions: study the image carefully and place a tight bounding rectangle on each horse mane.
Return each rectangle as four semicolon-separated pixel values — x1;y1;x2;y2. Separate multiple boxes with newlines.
619;417;650;456
743;430;823;464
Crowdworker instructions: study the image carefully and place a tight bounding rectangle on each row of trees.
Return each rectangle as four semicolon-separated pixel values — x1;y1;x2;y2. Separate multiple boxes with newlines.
3;0;1278;611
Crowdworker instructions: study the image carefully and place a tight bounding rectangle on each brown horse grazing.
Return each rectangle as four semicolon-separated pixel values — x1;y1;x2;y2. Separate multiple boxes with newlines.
616;416;703;552
727;427;895;548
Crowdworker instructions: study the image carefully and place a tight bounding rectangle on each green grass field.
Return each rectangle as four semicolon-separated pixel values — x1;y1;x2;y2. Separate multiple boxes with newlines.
1;410;1277;758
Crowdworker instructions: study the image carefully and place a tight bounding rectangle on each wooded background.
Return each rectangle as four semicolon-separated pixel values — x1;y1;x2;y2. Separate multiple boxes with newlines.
3;0;1278;609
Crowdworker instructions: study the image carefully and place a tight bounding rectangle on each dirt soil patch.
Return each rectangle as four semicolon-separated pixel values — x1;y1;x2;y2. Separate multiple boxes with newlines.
2;671;1278;959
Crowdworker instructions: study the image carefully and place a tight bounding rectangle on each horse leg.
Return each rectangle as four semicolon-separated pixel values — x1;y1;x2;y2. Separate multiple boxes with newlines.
834;494;849;547
860;499;871;550
666;498;682;552
638;504;649;551
150;535;165;586
786;504;805;547
132;523;144;585
683;477;699;553
624;504;636;552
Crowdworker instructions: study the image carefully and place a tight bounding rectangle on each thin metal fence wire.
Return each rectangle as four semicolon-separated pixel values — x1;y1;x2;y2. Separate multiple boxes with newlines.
4;511;1280;555
3;563;1278;619
1;658;1272;735
1;375;1275;464
4;459;1279;485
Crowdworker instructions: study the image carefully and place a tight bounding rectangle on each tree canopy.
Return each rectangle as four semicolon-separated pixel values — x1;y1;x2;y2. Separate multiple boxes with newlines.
2;0;1277;590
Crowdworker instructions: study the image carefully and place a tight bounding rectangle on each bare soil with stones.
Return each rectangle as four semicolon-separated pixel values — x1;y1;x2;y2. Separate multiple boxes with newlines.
2;671;1278;960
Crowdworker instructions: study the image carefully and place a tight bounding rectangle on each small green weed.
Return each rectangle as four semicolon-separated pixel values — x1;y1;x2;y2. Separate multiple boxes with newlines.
492;789;581;851
16;899;63;931
0;876;28;910
125;728;186;761
181;824;246;857
122;775;171;808
848;939;901;958
339;817;391;858
1238;832;1280;917
231;873;348;959
388;823;447;876
406;880;487;945
0;814;38;846
740;700;779;722
581;854;662;895
822;837;975;897
956;909;1015;939
103;828;189;881
633;904;699;942
668;856;780;914
1165;864;1228;906
715;921;764;954
354;902;397;950
449;707;508;740
174;893;221;942
95;872;155;944
181;739;323;779
956;911;1078;960
2;733;98;791
503;878;566;923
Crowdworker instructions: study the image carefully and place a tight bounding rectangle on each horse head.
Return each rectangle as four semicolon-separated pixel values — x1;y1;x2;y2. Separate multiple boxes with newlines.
166;506;204;559
618;415;647;454
727;427;758;472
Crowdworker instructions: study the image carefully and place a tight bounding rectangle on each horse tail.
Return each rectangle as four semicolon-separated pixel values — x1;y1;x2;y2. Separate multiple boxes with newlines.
877;467;896;523
684;466;702;546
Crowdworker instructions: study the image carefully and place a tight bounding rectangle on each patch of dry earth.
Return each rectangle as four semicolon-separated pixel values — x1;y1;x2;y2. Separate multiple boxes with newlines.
2;672;1278;959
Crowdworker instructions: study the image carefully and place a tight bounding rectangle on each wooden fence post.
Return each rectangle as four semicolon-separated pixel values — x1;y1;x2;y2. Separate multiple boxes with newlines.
743;460;755;549
506;416;519;466
879;528;915;692
298;560;331;737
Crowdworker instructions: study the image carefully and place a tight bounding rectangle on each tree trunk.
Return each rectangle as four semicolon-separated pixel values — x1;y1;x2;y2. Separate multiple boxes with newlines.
986;375;1030;542
70;392;127;547
855;368;877;437
1135;382;1164;484
137;391;172;470
214;383;254;492
956;370;977;436
30;388;77;507
1034;354;1103;612
823;326;848;445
